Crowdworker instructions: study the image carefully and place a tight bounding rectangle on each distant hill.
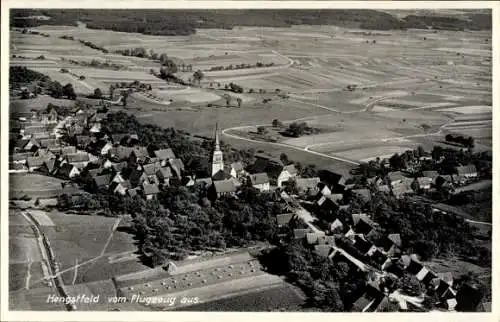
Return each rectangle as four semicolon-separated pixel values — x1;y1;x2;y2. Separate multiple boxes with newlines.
10;9;492;36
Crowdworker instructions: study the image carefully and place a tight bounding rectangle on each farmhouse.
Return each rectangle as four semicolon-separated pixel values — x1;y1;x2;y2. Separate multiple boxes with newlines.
249;173;271;192
56;163;80;179
143;182;160;200
154;148;176;163
294;177;320;195
277;164;298;187
229;162;246;178
455;164;478;178
209;179;238;199
26;156;47;171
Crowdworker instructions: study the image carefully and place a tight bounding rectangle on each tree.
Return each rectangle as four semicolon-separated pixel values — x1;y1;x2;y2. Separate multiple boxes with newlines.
109;84;115;99
49;81;64;98
236;97;242;108
401;273;424;296
223;94;232;107
445;134;453;142
257;126;267;135
20;88;31;99
272;119;283;128
62;83;76;100
93;88;103;99
412;240;438;261
122;91;128;107
193;70;204;86
389;153;405;170
280;153;290;165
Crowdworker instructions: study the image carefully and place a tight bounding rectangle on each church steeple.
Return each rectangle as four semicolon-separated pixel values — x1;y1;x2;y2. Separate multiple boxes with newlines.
211;122;224;177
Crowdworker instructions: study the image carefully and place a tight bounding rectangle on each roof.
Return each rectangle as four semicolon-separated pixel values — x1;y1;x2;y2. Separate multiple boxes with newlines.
250;173;270;185
131;146;149;159
66;152;89;163
143;162;162;175
295;177;320;190
276;213;294;226
392;182;413;197
42;159;57;173
437;272;454;286
57;163;77;177
417;177;433;185
10;163;27;171
388;171;405;182
93;174;112;187
10;152;32;162
111;133;128;144
127;188;140;197
39;138;60;149
314;244;333;257
352;213;374;227
195;177;213;186
293;228;310;239
388;233;402;248
26;156;46;167
109;146;134;160
456;164;477;175
422;170;439;179
231;162;244;172
283;164;298;175
156;167;173;179
352;188;371;202
60;146;77;155
154;148;176;160
352;294;375;312
143;182;160;195
213;179;237;194
306;232;325;245
111;161;128;173
169;158;185;178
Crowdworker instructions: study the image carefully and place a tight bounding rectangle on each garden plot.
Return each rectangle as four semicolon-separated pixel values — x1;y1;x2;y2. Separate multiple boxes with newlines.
438;105;492;114
10;237;42;264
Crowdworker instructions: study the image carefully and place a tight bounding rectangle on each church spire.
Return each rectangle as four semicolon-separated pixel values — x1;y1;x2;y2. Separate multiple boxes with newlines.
211;122;224;177
215;122;221;151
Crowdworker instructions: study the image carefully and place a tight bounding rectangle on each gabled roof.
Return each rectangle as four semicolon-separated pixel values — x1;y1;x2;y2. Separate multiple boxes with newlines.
417;177;433;185
314;244;333;258
437;272;454;286
295;177;320;190
154;148;176;160
60;146;77;156
143;182;160;195
127;188;140;197
306;231;326;245
250;173;270;185
109;146;134;160
26;156;47;167
213;167;232;181
231;162;244;172
42;159;57;173
143;162;162;175
213;179;237;194
156;167;173;179
57;163;78;177
388;233;402;248
93;174;112;187
388;171;405;182
422;170;439;179
10;152;32;162
352;188;371;202
169;158;185;178
276;213;294;226
131;146;149;159
66;152;89;163
293;228;310;239
283;164;298;175
111;161;128;173
75;135;92;144
111;133;128;145
352;213;374;227
456;164;477;175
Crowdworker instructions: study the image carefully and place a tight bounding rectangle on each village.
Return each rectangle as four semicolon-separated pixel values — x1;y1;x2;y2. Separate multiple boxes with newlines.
8;96;491;312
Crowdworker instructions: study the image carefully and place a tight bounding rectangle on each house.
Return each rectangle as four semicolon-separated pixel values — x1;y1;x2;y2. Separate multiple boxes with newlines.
353;235;374;254
209;179;238;199
293;228;310;239
22;125;47;138
89;123;101;133
213;167;233;181
15;137;40;152
314;244;333;258
276;213;295;227
455;164;478;179
317;183;332;196
92;174;112;190
317;193;343;212
422;170;440;181
229;162;246;178
108;146;135;162
100;142;113;156
112;172;126;184
169;158;185;179
39;159;58;175
392;181;413;199
111;180;132;196
127;187;140;198
352;213;375;235
376;233;401;256
249;173;270;192
351;285;386;312
127;133;140;146
9;162;28;173
294;177;320;195
110;161;128;174
130;146;150;163
65;153;90;169
368;176;385;186
277;164;298;187
32;131;51;140
306;231;326;245
56;163;80;179
154;148;176;163
10;152;31;164
61;182;81;195
318;170;346;192
351;188;371;203
416;177;433;190
329;218;345;234
111;133;128;146
387;171;408;186
129;169;148;187
26;156;47;171
75;135;92;149
39;106;59;124
39;138;60;149
156;167;173;186
35;148;56;159
59;146;77;156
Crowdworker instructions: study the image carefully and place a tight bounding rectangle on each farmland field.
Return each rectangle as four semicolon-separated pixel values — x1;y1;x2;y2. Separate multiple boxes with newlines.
9;174;65;199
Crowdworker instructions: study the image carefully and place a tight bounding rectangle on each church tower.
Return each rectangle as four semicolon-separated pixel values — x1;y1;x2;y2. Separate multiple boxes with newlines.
211;123;224;177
